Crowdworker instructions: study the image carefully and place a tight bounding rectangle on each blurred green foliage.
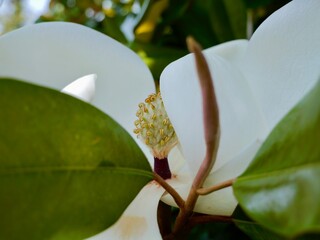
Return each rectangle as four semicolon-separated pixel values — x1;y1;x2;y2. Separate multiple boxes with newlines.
0;0;24;33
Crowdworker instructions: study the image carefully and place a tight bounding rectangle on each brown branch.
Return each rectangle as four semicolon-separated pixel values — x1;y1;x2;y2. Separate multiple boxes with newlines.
172;37;220;235
197;178;236;195
153;172;185;209
188;214;233;227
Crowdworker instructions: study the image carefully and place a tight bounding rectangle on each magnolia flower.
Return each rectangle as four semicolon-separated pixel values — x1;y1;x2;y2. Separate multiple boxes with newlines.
0;0;319;239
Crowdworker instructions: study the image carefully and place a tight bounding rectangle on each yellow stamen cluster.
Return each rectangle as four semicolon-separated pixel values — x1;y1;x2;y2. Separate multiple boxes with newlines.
134;92;178;159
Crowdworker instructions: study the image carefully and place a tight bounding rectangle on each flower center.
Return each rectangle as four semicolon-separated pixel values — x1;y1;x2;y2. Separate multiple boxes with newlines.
134;92;178;179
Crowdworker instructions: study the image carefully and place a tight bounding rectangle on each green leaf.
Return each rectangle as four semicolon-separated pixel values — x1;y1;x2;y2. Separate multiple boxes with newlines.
233;206;320;239
233;80;320;238
235;220;320;240
244;0;276;8
232;206;285;240
235;220;284;240
0;79;153;240
208;0;247;42
102;17;128;44
131;41;187;81
222;0;247;39
159;0;219;49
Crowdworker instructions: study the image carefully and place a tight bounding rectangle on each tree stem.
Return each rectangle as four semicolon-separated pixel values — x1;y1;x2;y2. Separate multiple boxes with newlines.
187;214;233;228
197;178;235;195
153;172;185;208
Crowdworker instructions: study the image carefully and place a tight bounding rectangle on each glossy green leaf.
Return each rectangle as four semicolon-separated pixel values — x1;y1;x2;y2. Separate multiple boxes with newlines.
233;80;320;238
232;206;284;240
0;79;153;240
235;220;283;240
235;220;320;240
233;206;320;239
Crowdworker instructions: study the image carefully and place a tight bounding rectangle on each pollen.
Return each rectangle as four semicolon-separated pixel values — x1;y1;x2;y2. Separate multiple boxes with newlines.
133;92;178;159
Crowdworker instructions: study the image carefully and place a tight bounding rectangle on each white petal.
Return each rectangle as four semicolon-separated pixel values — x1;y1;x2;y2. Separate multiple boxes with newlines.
61;74;96;102
202;40;248;69
88;182;165;240
243;0;320;131
207;139;262;184
0;22;155;164
161;139;262;215
160;41;267;176
168;145;185;175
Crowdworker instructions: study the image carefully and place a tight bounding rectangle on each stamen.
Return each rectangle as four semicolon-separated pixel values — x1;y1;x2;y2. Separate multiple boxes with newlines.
133;92;178;160
159;129;164;136
134;120;140;126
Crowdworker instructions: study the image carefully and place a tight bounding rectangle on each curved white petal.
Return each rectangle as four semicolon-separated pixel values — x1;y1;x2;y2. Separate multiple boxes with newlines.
243;0;320;131
61;74;96;102
88;182;164;240
160;41;267;176
168;145;185;175
162;139;262;215
203;40;248;69
0;22;155;164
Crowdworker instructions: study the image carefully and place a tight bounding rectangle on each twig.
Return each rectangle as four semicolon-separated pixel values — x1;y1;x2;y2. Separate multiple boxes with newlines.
197;178;235;195
153;172;185;209
188;214;233;227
